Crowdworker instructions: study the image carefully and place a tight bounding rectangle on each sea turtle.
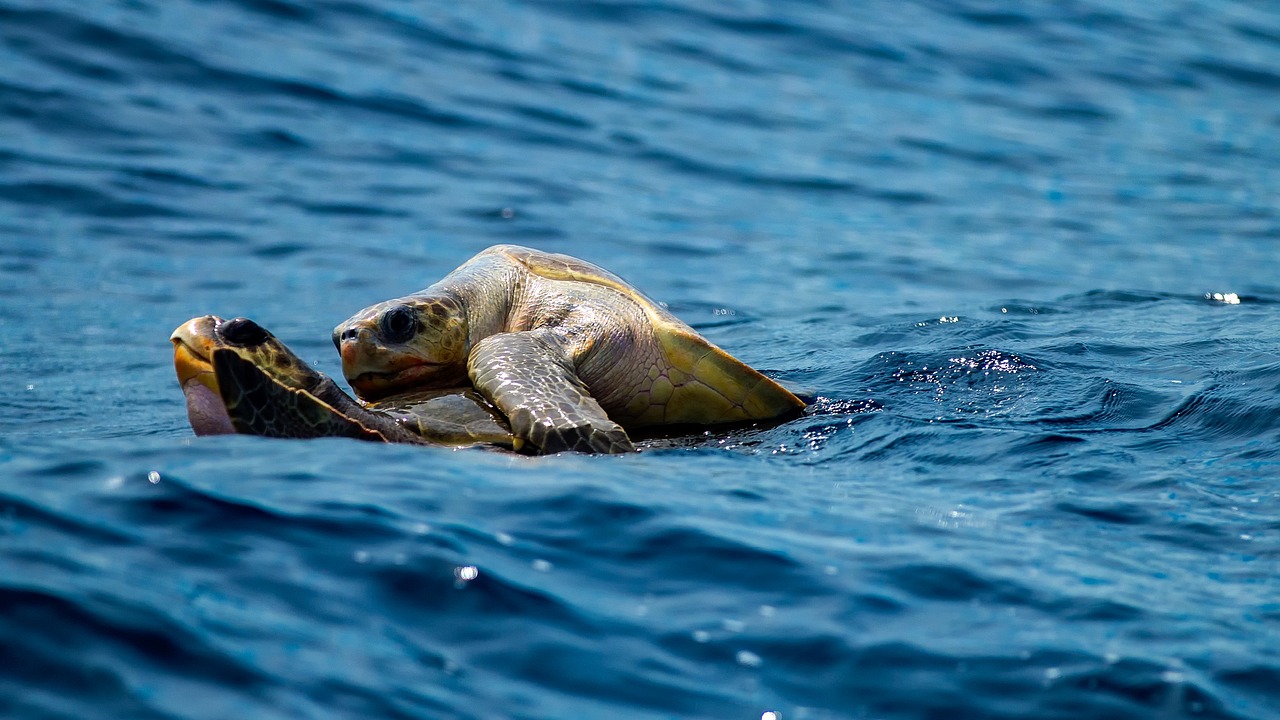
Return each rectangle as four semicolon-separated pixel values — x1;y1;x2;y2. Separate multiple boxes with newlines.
171;315;517;449
333;244;805;454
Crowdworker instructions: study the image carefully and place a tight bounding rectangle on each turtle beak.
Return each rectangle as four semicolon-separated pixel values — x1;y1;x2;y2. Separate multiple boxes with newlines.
336;326;371;369
335;322;400;397
171;316;221;391
171;315;237;436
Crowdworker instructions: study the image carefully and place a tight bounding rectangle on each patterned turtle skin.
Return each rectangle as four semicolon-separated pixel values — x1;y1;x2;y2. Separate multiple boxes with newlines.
333;245;805;454
171;315;516;449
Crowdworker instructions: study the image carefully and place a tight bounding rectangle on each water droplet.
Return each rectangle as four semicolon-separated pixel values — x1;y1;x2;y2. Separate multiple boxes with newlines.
736;650;762;667
353;550;369;563
495;531;515;546
722;619;745;633
762;712;781;720
412;523;430;534
692;630;710;643
532;559;552;572
455;565;478;582
147;471;161;484
500;207;515;219
758;605;776;618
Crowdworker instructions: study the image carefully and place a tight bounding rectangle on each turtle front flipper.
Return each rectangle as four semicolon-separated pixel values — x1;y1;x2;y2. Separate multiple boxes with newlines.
212;348;415;443
468;331;634;454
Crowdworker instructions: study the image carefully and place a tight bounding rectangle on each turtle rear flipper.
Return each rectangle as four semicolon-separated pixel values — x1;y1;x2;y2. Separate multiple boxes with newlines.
468;331;634;454
212;349;415;443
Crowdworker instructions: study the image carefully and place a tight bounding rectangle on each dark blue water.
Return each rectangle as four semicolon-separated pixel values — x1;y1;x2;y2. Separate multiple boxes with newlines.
3;1;1280;717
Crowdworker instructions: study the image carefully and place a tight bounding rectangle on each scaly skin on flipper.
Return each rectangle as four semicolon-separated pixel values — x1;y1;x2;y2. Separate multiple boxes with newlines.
334;245;805;454
469;330;633;454
171;315;516;448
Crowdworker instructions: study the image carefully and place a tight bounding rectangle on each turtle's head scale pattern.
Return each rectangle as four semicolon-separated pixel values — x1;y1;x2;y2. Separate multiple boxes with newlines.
335;292;470;401
172;314;325;436
173;315;321;396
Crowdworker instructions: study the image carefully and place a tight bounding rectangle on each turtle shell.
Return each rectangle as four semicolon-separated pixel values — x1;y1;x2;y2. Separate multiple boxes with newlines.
492;245;805;425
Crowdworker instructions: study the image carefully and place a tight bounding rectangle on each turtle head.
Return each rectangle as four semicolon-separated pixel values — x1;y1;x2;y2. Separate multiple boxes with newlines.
334;293;470;401
172;316;319;392
171;315;320;434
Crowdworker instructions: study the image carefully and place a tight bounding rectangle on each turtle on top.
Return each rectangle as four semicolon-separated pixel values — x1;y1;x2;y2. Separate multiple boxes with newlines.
332;245;804;453
173;245;805;454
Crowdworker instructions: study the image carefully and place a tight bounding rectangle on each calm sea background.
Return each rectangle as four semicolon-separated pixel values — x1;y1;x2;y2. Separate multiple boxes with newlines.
2;1;1280;718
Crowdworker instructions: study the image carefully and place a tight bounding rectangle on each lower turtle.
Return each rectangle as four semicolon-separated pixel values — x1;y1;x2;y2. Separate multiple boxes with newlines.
334;244;805;454
171;315;517;449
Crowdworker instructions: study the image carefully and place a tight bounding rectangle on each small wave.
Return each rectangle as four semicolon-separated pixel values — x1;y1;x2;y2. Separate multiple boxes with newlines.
0;585;266;715
222;0;314;23
1187;59;1280;90
1144;380;1280;447
0;181;185;218
0;79;136;138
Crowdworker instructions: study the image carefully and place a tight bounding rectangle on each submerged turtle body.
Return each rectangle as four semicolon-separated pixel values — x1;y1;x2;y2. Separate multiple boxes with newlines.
366;388;513;447
334;244;805;454
171;315;515;449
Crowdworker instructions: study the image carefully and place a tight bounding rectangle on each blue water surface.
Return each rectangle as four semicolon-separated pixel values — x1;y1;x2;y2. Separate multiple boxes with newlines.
2;1;1280;718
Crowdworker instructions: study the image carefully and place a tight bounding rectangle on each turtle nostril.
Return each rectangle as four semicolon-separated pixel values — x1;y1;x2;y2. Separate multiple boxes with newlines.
339;327;360;343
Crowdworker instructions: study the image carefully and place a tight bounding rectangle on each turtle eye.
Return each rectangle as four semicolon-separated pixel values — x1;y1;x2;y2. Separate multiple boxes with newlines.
380;305;418;344
220;317;269;347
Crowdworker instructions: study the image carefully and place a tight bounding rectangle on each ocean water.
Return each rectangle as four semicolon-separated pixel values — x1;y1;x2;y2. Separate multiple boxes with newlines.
2;0;1280;717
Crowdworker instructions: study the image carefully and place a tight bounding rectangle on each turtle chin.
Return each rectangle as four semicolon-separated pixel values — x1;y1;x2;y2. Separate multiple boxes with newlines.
172;316;233;435
171;317;221;382
181;377;236;435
